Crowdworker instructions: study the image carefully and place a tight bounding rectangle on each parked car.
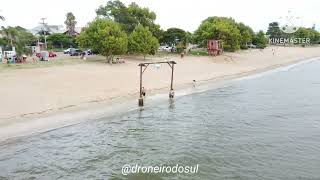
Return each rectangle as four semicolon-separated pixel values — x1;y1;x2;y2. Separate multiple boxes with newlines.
247;44;257;48
70;49;82;56
159;46;172;52
64;48;75;54
85;49;93;55
36;51;49;61
36;53;41;58
49;51;57;57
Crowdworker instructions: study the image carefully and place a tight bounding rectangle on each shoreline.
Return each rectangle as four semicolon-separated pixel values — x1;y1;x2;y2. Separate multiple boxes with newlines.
1;47;320;141
1;56;319;142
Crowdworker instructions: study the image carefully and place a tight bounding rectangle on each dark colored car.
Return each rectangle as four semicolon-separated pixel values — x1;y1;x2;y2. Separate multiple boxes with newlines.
70;49;82;56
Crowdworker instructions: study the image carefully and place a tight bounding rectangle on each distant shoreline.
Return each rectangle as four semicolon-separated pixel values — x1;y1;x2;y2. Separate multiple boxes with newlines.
1;46;320;141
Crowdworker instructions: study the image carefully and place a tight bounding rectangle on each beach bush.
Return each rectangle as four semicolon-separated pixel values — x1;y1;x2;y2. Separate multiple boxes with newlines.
77;18;128;63
128;25;159;59
237;23;255;49
194;17;242;52
267;22;320;45
294;28;320;44
253;31;268;49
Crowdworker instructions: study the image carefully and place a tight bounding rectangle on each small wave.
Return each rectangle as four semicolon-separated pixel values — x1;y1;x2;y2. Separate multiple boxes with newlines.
235;57;319;81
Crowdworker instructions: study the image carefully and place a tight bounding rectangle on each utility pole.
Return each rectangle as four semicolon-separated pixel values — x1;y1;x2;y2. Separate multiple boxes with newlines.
40;18;47;50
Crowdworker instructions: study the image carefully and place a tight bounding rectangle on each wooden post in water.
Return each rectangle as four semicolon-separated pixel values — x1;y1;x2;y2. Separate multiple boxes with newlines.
169;63;175;98
170;63;174;90
138;61;176;106
138;65;144;106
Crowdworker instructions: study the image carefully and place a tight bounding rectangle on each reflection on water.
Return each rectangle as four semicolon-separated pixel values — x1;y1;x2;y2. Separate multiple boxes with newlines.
1;59;320;179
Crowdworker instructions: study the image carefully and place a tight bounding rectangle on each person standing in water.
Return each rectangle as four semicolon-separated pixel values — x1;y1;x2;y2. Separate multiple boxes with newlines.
141;87;146;97
169;89;175;98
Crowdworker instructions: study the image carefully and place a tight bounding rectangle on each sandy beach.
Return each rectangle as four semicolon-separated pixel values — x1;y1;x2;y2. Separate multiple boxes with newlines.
1;46;320;139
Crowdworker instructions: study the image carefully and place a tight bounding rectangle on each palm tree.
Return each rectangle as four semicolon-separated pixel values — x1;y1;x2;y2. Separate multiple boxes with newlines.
1;26;18;47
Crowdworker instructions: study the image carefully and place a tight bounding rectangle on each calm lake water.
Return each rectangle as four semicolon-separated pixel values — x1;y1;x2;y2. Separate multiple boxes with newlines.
1;59;320;180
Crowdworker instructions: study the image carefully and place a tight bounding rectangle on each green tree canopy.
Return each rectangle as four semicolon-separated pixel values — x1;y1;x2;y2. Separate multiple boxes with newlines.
1;26;19;47
186;32;195;44
161;28;187;46
294;27;320;44
77;18;128;62
128;25;159;59
266;22;282;39
47;33;76;49
252;30;268;49
96;0;162;39
194;17;241;51
237;23;255;49
0;26;37;56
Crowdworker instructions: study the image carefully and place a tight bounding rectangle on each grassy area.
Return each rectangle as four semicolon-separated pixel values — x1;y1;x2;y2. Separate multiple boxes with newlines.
154;50;209;57
0;59;81;70
0;49;213;71
0;55;107;71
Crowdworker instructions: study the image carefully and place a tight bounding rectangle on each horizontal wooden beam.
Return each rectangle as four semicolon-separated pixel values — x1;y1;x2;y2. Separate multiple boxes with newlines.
138;61;177;66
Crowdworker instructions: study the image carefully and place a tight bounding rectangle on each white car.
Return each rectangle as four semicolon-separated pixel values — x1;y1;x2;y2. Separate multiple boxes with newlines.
159;46;172;52
247;44;257;48
63;48;75;54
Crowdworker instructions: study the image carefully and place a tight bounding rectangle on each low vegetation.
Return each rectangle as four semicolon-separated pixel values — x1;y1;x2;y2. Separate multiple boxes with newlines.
0;0;319;63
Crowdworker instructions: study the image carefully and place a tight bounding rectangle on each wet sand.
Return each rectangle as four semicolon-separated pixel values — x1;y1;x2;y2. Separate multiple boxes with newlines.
1;46;320;140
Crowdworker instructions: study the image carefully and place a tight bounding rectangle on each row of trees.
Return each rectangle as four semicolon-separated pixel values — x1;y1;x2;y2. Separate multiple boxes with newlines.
267;22;320;44
47;33;77;49
2;1;320;60
194;16;268;51
78;0;269;61
77;19;159;62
